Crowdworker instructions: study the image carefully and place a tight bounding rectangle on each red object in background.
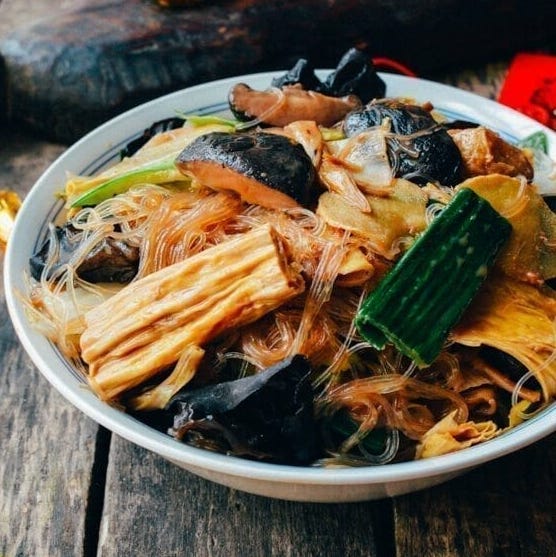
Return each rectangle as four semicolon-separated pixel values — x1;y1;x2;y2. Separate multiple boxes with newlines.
498;53;556;130
371;57;417;77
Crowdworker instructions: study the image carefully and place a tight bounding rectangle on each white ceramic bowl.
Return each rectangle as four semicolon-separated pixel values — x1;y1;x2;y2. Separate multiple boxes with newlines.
5;72;556;502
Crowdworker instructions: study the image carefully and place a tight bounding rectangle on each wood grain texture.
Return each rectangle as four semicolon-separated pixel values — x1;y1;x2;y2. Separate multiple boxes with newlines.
0;351;98;557
0;127;99;557
393;434;556;557
98;435;392;557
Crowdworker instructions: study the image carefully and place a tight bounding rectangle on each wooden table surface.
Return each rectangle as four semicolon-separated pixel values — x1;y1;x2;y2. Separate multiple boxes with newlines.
1;3;556;556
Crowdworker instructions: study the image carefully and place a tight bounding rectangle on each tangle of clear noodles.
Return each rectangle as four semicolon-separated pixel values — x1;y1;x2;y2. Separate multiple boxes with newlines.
326;374;469;441
62;223;116;275
240;307;343;370
238;204;323;240
215;351;264;378
499;175;530;219
510;315;556;417
231;205;329;278
237;225;353;374
136;190;243;277
323;398;401;466
319;428;400;467
325;287;365;335
26;225;115;360
416;350;465;391
364;345;417;378
27;185;247;360
240;312;299;369
73;185;172;246
291;234;349;356
358;428;400;465
314;288;366;391
26;186;170;360
183;204;328;373
285;206;328;236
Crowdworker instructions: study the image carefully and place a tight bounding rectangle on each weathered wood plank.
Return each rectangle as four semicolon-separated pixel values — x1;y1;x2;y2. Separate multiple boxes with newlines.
0;350;99;557
0;127;98;557
98;435;391;557
0;127;64;195
393;433;556;557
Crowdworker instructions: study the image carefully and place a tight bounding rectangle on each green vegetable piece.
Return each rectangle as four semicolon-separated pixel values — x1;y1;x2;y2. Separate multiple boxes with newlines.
321;127;345;141
355;187;512;366
519;131;548;154
326;411;388;456
183;114;238;128
71;155;183;207
70;123;234;207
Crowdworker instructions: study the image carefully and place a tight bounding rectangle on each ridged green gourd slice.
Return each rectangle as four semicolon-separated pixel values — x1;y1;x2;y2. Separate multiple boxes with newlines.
355;187;512;366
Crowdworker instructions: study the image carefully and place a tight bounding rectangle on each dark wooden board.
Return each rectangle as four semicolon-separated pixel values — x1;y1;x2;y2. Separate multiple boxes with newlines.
1;0;555;143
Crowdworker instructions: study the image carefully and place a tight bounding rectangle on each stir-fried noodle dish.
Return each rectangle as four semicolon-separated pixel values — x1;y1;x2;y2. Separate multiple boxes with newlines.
25;49;556;466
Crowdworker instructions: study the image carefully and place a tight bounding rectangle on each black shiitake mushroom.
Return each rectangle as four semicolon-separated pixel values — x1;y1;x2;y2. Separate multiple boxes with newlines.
176;131;316;208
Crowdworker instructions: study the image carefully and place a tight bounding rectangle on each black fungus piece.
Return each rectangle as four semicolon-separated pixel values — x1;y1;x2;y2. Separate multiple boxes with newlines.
29;224;139;283
479;346;540;386
343;99;463;186
323;47;386;103
271;58;322;91
441;119;480;130
270;48;386;103
228;48;383;128
166;354;322;465
545;196;556;213
176;131;316;208
120;117;186;159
